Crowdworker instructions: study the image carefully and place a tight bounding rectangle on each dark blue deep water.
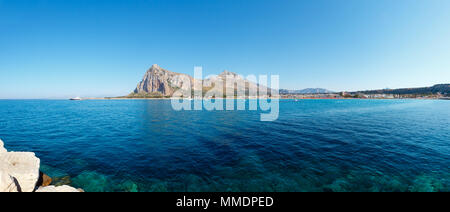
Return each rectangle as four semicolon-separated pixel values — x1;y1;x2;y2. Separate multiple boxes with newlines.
0;99;449;192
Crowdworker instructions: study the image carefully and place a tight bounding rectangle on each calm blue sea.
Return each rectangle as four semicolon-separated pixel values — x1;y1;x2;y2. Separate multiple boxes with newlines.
0;99;449;192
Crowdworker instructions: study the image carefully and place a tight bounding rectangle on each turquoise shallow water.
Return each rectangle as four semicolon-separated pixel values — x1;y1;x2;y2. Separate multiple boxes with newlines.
0;99;449;192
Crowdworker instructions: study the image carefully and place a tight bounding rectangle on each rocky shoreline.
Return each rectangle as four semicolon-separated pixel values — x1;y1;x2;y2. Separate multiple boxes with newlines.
0;139;83;192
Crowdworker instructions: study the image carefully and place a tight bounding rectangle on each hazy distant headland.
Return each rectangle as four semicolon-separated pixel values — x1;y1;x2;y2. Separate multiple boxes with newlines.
281;84;450;99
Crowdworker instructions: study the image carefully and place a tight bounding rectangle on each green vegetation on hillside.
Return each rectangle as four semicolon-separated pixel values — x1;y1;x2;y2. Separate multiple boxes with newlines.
123;92;170;98
358;84;449;96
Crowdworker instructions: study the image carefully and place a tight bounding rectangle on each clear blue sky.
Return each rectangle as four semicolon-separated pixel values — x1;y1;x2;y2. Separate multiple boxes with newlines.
1;0;449;98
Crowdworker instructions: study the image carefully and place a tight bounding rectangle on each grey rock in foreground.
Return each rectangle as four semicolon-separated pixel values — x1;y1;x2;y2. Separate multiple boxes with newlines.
35;185;80;192
0;139;81;192
0;151;40;192
0;171;19;192
0;140;6;154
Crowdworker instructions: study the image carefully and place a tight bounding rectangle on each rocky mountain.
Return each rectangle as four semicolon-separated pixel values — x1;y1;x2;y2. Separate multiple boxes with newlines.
131;64;193;97
130;65;272;97
280;88;335;94
202;70;270;97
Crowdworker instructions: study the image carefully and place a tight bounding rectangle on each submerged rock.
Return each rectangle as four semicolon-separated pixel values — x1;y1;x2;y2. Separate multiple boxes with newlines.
52;175;72;186
37;171;52;187
409;174;444;192
149;181;168;192
120;180;139;192
72;171;110;192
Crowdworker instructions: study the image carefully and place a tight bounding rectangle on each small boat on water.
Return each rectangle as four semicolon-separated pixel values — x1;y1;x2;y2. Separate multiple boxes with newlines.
70;97;82;101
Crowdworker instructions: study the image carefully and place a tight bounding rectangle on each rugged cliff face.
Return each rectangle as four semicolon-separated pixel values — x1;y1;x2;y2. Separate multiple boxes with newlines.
133;64;193;96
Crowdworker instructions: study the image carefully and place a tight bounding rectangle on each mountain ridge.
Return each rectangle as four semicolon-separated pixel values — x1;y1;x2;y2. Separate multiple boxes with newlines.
130;64;270;97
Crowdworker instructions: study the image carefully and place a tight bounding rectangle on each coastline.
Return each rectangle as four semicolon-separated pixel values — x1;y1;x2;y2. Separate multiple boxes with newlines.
80;97;445;100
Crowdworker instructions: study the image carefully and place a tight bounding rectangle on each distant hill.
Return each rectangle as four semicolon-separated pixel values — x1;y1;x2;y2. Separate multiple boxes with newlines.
356;84;450;96
280;88;335;94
